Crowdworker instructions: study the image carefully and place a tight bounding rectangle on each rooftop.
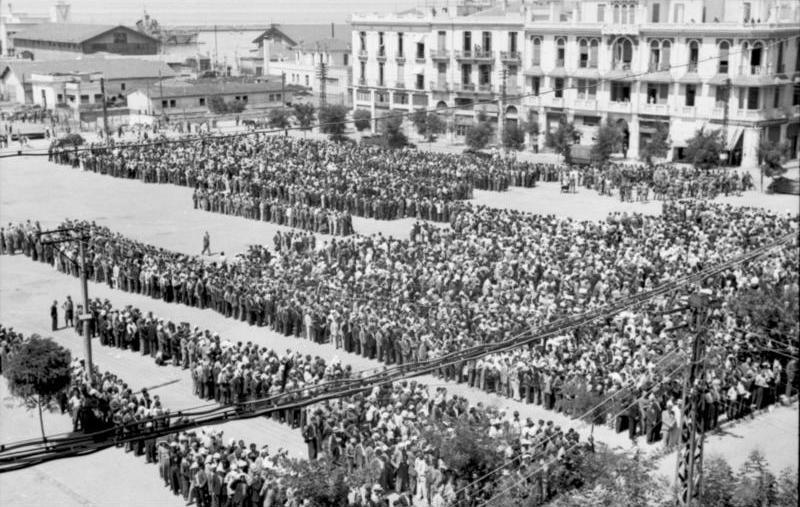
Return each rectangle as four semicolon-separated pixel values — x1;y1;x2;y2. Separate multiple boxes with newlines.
252;24;350;47
11;23;157;44
0;57;176;82
136;79;289;99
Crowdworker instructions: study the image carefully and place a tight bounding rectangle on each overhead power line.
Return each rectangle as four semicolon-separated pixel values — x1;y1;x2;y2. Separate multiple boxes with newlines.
0;232;792;472
1;34;797;160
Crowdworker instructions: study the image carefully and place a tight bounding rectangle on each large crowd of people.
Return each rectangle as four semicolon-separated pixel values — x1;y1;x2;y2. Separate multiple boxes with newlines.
571;164;755;202
3;198;797;437
2;325;598;506
49;135;545;233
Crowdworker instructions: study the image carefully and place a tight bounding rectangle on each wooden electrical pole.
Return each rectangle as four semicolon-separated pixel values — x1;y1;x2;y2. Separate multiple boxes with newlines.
675;292;716;506
40;227;95;384
99;76;110;139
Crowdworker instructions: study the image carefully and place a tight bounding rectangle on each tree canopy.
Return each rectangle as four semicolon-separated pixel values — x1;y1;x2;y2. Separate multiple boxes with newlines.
353;109;372;132
685;127;724;170
4;334;72;440
502;121;526;151
318;104;349;141
546;117;580;165
758;139;789;178
465;111;493;151
281;458;350;506
640;123;671;166
292;102;316;130
267;107;291;129
412;110;446;141
591;121;623;165
381;110;408;148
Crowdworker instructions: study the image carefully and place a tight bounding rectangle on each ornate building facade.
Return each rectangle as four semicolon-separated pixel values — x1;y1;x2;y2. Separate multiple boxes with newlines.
350;0;800;166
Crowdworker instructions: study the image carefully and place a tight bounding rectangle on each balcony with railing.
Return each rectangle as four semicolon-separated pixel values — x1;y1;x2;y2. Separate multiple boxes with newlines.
500;51;521;62
395;52;405;64
573;98;598;110
358;49;369;60
455;50;494;61
454;82;476;93
640;102;670;115
415;54;426;64
680;105;697;117
647;62;672;72
477;83;494;94
357;77;367;87
612;61;632;71
430;49;449;61
607;101;632;113
601;24;640;36
548;96;564;108
376;50;387;62
429;80;449;93
554;58;565;68
734;109;763;121
395;81;406;89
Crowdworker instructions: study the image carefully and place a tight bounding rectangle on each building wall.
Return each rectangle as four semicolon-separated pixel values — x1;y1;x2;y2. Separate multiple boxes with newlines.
351;0;800;165
82;29;158;55
0;70;25;102
128;89;292;115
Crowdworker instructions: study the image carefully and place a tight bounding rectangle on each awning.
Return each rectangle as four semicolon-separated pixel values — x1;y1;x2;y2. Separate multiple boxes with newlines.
571;68;601;80
643;71;673;84
772;74;792;85
707;74;730;86
678;72;703;84
524;66;544;76
731;74;776;87
603;69;637;82
726;126;743;150
548;67;568;78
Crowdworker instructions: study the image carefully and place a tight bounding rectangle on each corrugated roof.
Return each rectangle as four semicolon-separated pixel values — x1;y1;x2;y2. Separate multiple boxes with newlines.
136;80;287;99
297;37;350;52
1;57;176;82
253;24;349;47
11;23;157;44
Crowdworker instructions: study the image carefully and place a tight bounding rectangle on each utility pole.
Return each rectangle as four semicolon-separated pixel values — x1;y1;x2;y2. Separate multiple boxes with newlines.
499;66;507;148
39;227;95;384
675;292;716;507
214;24;219;71
317;44;328;108
99;76;110;139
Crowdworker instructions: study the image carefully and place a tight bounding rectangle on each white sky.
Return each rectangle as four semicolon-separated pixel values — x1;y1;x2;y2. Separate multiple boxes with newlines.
3;0;429;25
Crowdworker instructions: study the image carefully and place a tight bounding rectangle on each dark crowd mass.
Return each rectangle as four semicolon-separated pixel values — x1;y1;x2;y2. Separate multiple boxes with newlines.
2;325;598;507
49;135;545;236
3;199;798;443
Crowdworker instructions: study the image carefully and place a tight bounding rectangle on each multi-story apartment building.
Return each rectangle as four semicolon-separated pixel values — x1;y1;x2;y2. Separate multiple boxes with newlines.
350;0;800;167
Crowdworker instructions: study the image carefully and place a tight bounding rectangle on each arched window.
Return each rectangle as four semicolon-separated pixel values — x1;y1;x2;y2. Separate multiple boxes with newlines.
613;38;633;69
661;40;671;69
555;37;566;66
750;41;763;70
589;39;599;67
719;41;730;73
688;40;699;69
613;4;620;23
531;37;541;65
579;39;589;68
650;40;661;70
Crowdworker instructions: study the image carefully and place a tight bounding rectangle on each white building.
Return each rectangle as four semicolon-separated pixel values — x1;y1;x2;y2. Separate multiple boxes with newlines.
0;1;69;57
350;0;800;166
255;24;352;105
